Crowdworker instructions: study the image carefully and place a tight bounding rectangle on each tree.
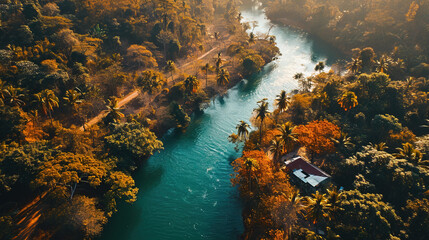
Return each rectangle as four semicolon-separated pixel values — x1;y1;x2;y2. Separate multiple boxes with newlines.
242;54;265;76
34;89;59;120
170;102;190;129
104;97;124;124
332;131;354;156
201;63;214;88
346;58;362;74
216;68;230;87
294;120;341;158
104;122;163;163
325;187;344;221
276;122;297;152
337;91;358;111
269;137;284;166
406;198;429;240
254;98;271;145
395;142;422;164
137;70;165;94
35;153;108;200
275;90;290;113
314;61;325;72
305;191;329;232
63;89;82;112
376;55;389;73
125;44;158;69
214;52;223;73
183;75;199;95
236;120;250;141
3;86;25;107
295;73;312;92
164;60;176;84
248;32;256;44
331;190;403;240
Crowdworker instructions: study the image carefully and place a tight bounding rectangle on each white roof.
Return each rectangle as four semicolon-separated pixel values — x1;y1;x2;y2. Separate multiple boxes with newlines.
292;169;329;187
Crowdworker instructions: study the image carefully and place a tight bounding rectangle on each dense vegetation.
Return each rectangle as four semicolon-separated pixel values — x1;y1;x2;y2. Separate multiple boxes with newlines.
232;56;429;239
0;0;279;239
230;2;429;238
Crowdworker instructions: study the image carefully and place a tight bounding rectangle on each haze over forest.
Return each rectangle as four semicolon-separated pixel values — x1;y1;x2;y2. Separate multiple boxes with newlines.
0;0;428;240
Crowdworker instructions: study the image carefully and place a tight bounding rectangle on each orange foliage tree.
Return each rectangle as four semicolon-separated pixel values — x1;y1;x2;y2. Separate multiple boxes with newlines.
231;150;296;239
294;120;340;158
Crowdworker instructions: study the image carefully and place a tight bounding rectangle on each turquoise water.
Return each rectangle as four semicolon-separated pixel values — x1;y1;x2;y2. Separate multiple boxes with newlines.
101;6;340;240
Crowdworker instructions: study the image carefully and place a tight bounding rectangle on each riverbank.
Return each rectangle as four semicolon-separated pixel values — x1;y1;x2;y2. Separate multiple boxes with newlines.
100;6;342;239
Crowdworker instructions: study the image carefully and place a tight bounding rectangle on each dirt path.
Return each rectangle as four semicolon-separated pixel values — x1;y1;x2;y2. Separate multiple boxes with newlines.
79;47;219;131
79;90;140;131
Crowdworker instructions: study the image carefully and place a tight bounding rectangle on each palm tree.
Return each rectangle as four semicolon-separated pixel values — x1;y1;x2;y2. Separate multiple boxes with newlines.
63;89;82;112
105;97;124;123
34;89;59;120
332;131;354;155
376;55;389;73
164;60;176;84
236;120;250;141
0;79;7;105
395;142;422;164
314;61;325;73
4;86;25;107
248;32;256;44
337;91;358;111
326;187;344;221
184;75;200;95
201;63;214;88
305;191;329;232
216;68;230;87
276;122;297;152
279;189;305;239
346;57;362;74
370;142;388;151
253;98;270;145
244;157;258;194
214;31;219;41
275;90;290;113
215;52;223;73
295;73;312;92
269;137;284;166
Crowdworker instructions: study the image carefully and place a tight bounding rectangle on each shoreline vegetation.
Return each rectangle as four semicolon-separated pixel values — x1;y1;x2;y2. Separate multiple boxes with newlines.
0;0;279;239
231;1;429;240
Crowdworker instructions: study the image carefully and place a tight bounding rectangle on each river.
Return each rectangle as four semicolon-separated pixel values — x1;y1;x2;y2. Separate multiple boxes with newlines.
100;5;340;240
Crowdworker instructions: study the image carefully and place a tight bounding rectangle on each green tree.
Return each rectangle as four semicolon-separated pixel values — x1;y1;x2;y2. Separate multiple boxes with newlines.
216;68;230;87
104;97;124;124
3;86;25;107
104;122;163;163
269;137;284;166
137;70;165;94
275;90;290;113
34;89;59;120
395;142;422;164
253;98;271;145
201;63;214;88
236;120;250;141
170;102;191;129
346;58;362;74
164;60;176;84
183;75;199;95
276;122;297;152
35;153;108;200
337;91;358;111
63;89;82;112
314;61;325;72
305;191;329;232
